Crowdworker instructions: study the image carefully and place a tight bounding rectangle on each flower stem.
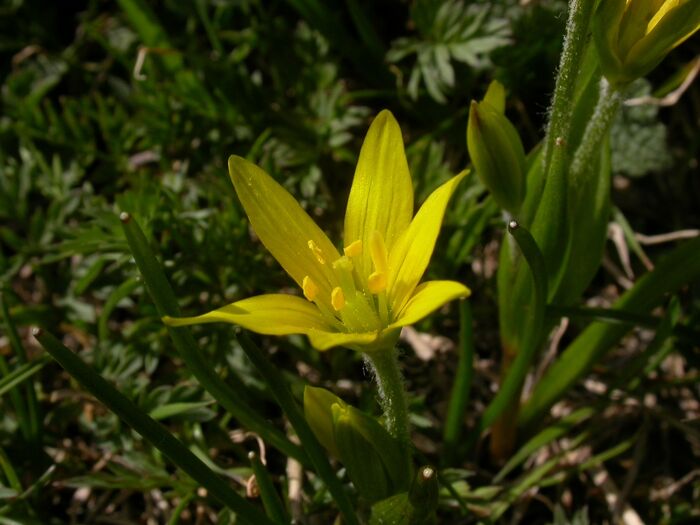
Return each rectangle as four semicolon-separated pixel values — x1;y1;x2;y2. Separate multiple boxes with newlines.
570;78;622;186
364;347;410;445
542;0;596;175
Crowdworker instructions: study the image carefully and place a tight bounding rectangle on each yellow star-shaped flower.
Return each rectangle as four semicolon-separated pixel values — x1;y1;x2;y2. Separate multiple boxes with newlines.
164;110;470;352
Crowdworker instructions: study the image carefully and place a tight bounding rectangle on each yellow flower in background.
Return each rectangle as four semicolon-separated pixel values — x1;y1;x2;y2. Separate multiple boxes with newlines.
164;110;470;352
593;0;700;86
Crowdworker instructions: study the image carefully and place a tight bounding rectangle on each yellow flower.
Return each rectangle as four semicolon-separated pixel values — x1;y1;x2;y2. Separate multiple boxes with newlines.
593;0;700;85
164;111;470;352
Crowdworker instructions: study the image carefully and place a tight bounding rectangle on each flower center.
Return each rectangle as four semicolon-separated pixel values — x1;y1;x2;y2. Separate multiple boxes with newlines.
302;232;392;332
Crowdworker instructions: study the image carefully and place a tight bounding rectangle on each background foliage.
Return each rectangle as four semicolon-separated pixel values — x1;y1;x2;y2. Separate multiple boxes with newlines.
1;0;699;523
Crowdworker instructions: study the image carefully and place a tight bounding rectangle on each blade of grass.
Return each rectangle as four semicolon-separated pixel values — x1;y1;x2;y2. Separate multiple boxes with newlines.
615;297;681;392
237;332;359;525
119;212;307;465
34;329;275;525
248;451;289;524
0;292;38;442
480;221;547;432
546;304;699;343
0;356;50;398
494;407;594;483
442;300;474;465
520;236;700;430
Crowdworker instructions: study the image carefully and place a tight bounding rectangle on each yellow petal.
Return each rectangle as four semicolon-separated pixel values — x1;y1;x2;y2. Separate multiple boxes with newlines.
388;280;471;329
344;110;414;279
387;171;467;314
229;155;340;309
162;294;331;335
307;329;378;352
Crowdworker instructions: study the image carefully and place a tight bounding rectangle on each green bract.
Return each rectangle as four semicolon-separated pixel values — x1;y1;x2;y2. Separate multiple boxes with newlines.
467;81;526;215
593;0;700;86
304;386;411;502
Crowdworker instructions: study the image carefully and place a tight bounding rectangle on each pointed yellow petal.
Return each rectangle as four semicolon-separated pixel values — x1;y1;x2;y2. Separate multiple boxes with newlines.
387;171;467;314
229;155;341;309
307;329;378;352
344;110;414;279
388;280;471;329
163;294;331;335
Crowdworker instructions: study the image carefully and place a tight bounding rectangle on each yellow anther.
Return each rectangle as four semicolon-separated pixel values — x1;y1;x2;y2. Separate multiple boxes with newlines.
308;240;326;264
343;240;362;258
331;287;345;311
368;271;387;294
302;276;318;301
369;231;389;275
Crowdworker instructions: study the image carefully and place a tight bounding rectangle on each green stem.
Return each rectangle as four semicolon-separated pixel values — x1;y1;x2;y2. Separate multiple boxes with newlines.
364;347;410;445
542;0;596;174
442;301;474;464
570;78;622;185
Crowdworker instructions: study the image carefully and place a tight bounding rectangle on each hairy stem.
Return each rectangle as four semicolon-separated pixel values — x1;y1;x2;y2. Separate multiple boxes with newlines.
570;78;622;185
364;347;410;445
542;0;596;174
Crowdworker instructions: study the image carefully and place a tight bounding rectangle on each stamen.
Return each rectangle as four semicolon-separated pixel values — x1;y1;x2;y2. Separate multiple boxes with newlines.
343;240;362;258
369;231;388;274
331;287;345;311
368;272;387;294
332;256;358;300
308;240;326;264
368;231;389;293
302;276;318;301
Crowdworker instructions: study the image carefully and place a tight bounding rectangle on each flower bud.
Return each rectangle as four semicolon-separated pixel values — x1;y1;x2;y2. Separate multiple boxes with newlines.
593;0;700;86
332;403;392;502
467;81;526;214
303;385;346;457
304;386;411;495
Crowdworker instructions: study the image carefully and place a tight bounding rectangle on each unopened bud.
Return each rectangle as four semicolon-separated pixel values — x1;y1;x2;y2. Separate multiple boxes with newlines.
593;0;700;86
467;81;526;214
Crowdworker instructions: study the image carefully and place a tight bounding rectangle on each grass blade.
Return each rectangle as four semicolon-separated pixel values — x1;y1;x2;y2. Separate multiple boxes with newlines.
0;292;40;442
248;451;289;524
34;329;275;525
481;221;547;431
442;300;474;465
0;356;50;398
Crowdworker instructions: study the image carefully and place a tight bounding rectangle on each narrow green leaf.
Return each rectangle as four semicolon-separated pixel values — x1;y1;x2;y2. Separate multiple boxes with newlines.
480;221;547;431
442;301;474;464
248;452;288;525
149;401;215;421
494;407;594;483
0;292;39;441
0;356;50;399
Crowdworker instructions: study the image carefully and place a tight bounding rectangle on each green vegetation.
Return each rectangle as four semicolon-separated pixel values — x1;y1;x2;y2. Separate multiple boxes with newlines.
1;0;699;523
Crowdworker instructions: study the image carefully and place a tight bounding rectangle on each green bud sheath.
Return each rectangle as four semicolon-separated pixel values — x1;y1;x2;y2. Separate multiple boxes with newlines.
304;385;346;458
467;95;526;215
333;403;392;503
593;0;700;86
